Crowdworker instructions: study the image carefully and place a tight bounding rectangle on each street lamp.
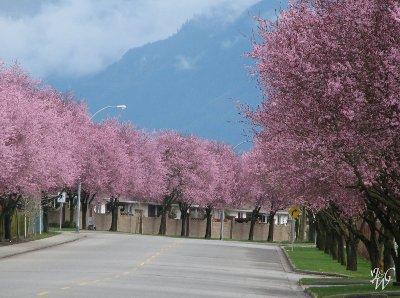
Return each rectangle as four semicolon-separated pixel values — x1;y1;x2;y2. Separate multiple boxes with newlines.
76;104;127;233
219;140;250;240
232;140;250;150
89;104;127;121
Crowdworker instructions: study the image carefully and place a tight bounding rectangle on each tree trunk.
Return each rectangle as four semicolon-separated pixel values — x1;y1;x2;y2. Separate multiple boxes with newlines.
81;201;88;230
158;196;173;235
159;208;167;235
267;211;275;242
337;234;346;266
180;213;186;236
346;236;358;271
383;230;394;273
324;231;331;255
249;207;260;241
298;206;307;242
2;196;19;241
205;206;212;239
4;212;12;240
62;203;66;225
109;198;119;232
307;211;316;243
16;210;20;241
185;209;190;237
316;221;325;251
393;246;400;286
69;199;75;224
249;218;256;241
330;230;338;260
0;214;3;241
42;206;49;233
365;242;380;270
179;202;188;237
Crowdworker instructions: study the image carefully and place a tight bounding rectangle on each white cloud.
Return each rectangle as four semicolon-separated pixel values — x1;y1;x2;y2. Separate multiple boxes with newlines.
175;55;201;70
220;36;240;49
0;0;259;78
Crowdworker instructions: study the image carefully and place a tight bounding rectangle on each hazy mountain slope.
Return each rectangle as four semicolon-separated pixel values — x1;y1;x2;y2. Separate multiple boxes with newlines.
48;0;285;147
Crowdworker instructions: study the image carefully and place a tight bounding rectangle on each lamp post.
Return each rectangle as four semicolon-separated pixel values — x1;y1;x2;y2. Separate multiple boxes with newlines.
219;140;250;240
232;140;249;151
76;104;127;233
89;105;127;121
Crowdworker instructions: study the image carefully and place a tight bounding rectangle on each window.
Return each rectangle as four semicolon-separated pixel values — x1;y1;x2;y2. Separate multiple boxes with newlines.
148;205;156;217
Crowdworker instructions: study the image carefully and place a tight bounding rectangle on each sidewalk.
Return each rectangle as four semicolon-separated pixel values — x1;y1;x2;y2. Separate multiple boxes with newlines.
0;232;86;259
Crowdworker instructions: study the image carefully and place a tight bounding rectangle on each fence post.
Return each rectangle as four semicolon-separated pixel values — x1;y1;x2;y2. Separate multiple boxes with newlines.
24;214;27;238
16;210;20;241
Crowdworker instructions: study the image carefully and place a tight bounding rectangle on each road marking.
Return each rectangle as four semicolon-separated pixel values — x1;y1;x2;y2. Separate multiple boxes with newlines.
37;291;49;296
93;280;101;283
79;282;89;286
139;262;145;266
61;286;70;290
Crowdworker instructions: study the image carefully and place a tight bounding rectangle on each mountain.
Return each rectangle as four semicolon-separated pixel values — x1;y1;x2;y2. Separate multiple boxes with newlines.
47;0;286;149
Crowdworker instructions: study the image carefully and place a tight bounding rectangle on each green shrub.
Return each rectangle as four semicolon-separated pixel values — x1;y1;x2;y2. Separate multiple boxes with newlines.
62;221;76;228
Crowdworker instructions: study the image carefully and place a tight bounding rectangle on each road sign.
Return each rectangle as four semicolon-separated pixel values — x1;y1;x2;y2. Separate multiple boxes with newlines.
288;206;301;219
57;192;66;203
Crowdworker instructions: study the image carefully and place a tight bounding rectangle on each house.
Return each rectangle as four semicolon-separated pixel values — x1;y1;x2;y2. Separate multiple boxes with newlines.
94;199;289;225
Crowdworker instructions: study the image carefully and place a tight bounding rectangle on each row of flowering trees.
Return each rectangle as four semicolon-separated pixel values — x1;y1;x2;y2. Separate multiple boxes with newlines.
250;0;400;283
0;62;290;242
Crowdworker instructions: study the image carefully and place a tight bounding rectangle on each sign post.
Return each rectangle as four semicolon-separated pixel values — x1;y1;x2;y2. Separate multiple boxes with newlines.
220;209;225;240
288;206;301;251
57;192;66;230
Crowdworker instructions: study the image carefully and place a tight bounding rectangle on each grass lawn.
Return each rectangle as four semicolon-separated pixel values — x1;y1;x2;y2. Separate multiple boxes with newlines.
284;246;371;279
49;227;77;232
31;231;60;240
0;231;60;246
306;284;400;298
300;278;371;286
284;246;400;297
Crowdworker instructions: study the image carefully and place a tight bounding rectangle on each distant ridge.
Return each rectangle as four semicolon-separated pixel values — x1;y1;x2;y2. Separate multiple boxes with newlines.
47;0;286;149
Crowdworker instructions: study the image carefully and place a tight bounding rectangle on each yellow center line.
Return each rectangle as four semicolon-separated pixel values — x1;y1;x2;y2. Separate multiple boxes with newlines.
34;242;184;296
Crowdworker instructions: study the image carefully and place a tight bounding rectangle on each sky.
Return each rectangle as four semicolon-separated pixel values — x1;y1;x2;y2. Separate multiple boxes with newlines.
0;0;260;78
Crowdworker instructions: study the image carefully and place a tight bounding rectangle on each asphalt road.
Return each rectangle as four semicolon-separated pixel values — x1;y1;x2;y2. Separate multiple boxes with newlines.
0;232;306;297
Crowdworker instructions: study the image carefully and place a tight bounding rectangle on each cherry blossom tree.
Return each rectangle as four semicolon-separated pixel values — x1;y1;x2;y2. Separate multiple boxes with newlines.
155;132;213;235
202;141;239;239
238;142;292;242
0;64;80;238
250;0;400;277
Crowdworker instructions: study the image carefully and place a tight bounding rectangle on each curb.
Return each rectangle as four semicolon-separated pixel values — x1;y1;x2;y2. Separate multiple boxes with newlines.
279;246;349;278
0;234;86;260
277;245;294;273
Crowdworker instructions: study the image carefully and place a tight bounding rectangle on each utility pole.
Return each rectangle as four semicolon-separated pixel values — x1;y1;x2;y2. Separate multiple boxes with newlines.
39;206;42;235
219;209;225;240
76;182;81;233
